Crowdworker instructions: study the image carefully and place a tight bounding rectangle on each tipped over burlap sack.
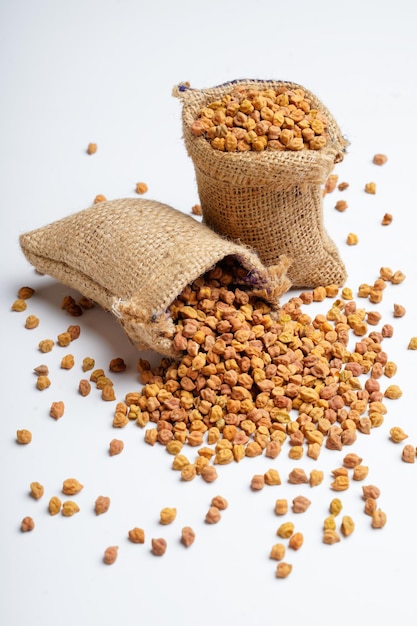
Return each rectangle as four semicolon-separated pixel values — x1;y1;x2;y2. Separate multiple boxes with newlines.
173;79;348;288
19;198;291;356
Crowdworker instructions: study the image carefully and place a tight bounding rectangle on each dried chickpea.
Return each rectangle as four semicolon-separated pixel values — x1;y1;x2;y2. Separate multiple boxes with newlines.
18;286;35;299
62;478;84;495
277;522;294;539
50;401;65;420
21;516;35;532
264;469;281;486
62;501;80;517
57;331;72;347
323;529;340;544
346;233;359;246
250;474;265;491
340;515;355;537
36;375;51;390
330;475;349;491
95;496;111;515
276;562;293;578
87;142;97;154
160;507;177;525
151;538;167;556
352;465;369;481
16;429;32;444
389;426;408;443
181;526;196;547
135;182;148;194
103;546;118;565
109;357;126;372
401;444;416;463
30;482;44;500
94;194;107;204
25;314;39;329
274;499;288;516
205;506;221;524
200;465;218;483
329;498;343;516
48;496;62;515
365;182;376;194
109;439;124;456
309;469;324;487
288;532;304;550
211;495;228;510
128;527;145;543
11;299;27;312
82;357;95;372
384;385;402;400
270;543;286;561
292;495;311;513
38;339;54;353
373;153;387;165
371;509;387;529
79;379;91;396
407;337;417;350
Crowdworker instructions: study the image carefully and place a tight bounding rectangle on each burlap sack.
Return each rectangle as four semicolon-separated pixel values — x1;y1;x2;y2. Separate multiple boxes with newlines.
19;198;291;356
173;79;348;288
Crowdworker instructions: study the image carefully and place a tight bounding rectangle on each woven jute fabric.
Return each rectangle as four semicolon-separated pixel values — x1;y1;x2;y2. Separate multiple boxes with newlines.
19;198;291;356
173;78;348;288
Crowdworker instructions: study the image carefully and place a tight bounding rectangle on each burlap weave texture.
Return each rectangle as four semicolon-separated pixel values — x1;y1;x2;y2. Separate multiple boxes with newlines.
173;78;348;288
19;198;291;356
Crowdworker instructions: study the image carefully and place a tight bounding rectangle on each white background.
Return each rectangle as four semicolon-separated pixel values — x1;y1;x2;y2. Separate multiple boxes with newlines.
1;1;416;625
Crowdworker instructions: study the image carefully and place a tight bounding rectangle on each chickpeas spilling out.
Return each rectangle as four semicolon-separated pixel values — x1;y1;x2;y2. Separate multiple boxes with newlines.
190;86;329;152
126;258;400;475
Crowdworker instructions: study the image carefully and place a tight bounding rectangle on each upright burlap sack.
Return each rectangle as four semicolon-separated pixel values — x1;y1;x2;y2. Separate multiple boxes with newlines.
19;198;291;356
173;79;348;288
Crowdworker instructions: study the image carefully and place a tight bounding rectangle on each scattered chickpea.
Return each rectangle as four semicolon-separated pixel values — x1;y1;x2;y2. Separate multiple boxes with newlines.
270;543;286;560
340;515;355;537
346;233;359;246
160;507;177;525
365;182;376;194
373;154;387;165
18;286;35;299
48;496;62;515
16;429;32;444
25;314;39;329
82;357;95;372
50;401;65;420
21;516;35;532
205;506;221;524
94;194;107;204
95;496;111;515
389;427;408;443
276;562;293;578
79;379;91;397
135;182;148;194
30;482;44;500
38;339;54;353
109;439;124;456
151;538;167;556
288;532;304;550
407;337;417;350
103;546;118;565
181;527;196;547
87;142;97;155
62;478;84;495
62;501;80;517
335;200;348;212
371;509;387;529
401;444;416;463
292;495;311;513
191;204;202;216
128;527;145;543
381;213;393;225
11;299;27;312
